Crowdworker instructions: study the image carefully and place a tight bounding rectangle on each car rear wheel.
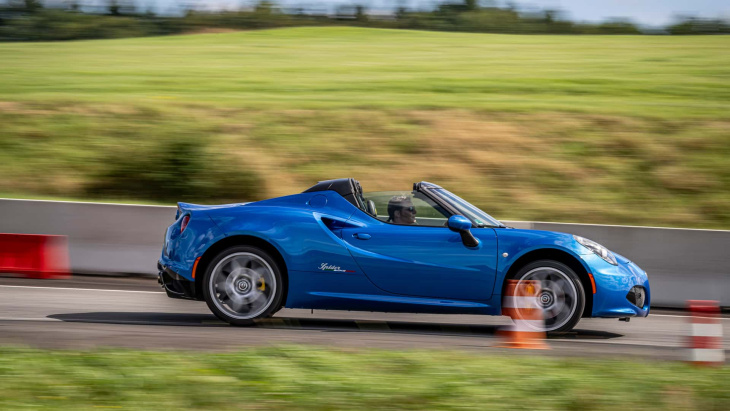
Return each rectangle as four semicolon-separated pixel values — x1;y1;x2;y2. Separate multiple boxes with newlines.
203;246;284;326
512;260;585;333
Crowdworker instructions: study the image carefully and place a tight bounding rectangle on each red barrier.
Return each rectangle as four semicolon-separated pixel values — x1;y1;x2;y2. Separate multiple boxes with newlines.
0;234;70;279
686;300;724;366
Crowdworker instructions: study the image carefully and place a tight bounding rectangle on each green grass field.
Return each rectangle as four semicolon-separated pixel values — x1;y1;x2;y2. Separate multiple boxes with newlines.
1;28;729;227
0;346;727;410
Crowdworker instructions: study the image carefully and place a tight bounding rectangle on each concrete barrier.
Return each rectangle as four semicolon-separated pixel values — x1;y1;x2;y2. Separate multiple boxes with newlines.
0;199;174;276
502;221;730;308
0;199;727;307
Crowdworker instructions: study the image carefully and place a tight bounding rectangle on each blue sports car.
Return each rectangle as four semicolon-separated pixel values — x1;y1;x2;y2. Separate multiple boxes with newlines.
158;178;650;332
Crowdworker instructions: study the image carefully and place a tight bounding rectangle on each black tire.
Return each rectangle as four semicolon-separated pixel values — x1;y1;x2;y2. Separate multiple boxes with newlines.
511;260;585;334
202;245;284;326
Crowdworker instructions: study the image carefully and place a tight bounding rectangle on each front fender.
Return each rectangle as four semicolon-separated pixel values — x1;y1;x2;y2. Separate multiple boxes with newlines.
494;228;592;292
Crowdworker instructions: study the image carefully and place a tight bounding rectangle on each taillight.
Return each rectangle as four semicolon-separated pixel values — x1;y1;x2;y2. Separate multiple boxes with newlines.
180;215;190;234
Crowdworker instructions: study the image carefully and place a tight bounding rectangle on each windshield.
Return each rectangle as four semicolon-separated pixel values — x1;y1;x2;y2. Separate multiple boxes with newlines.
432;188;504;228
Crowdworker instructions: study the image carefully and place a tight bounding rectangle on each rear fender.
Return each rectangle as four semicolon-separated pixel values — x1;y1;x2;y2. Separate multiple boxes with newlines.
205;192;359;273
162;212;226;280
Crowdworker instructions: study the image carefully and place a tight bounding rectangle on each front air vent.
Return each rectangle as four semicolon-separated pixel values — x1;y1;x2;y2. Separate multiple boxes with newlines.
626;286;646;309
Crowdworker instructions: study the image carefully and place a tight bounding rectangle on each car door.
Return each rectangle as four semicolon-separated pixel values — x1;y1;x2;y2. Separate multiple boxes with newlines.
340;192;498;301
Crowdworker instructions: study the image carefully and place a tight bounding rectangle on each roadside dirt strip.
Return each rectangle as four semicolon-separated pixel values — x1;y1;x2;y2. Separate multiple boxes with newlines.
0;276;727;362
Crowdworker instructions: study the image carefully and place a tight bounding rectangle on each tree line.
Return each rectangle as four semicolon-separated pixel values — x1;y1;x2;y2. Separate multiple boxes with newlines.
1;0;729;41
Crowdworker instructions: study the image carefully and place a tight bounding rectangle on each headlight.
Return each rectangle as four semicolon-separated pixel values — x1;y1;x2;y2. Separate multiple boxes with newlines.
573;235;617;265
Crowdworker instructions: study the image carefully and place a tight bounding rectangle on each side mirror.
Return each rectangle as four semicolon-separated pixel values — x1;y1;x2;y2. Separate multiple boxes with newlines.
447;215;480;248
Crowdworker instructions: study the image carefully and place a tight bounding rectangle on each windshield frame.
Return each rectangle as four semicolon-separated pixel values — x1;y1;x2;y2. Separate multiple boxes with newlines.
418;185;504;228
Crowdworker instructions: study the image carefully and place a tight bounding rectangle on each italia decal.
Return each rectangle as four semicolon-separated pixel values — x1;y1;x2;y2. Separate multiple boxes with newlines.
318;263;355;273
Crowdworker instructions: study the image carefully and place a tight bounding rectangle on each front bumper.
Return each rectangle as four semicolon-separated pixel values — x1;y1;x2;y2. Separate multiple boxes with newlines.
581;253;651;318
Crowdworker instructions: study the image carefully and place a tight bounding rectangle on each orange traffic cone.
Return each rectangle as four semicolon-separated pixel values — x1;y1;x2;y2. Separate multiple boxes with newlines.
498;279;550;350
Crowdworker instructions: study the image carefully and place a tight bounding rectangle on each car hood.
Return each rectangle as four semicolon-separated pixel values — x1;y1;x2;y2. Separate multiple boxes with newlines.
496;227;631;263
495;227;588;255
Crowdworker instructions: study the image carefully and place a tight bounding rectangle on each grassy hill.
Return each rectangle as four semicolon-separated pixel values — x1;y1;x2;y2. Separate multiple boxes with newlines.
1;27;728;228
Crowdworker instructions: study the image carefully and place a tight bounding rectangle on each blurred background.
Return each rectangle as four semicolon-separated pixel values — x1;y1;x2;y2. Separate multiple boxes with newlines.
0;0;728;229
0;4;728;408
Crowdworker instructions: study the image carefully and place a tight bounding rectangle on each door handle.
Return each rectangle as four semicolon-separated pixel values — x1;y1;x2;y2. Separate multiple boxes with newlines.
353;233;371;240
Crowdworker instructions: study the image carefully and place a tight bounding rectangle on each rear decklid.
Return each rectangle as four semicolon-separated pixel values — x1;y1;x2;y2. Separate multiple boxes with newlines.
175;202;250;219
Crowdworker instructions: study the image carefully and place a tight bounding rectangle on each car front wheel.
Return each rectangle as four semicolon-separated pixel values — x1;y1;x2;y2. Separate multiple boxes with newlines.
203;246;284;326
512;260;585;333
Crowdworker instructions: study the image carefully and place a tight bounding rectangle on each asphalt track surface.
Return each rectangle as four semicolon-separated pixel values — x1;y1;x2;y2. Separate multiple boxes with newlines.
1;275;727;362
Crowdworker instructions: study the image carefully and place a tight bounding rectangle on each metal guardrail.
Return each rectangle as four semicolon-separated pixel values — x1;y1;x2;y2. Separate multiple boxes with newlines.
1;198;727;307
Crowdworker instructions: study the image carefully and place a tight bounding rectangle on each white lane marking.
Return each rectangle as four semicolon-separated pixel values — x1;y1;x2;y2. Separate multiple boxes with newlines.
652;313;730;321
0;317;61;322
0;285;727;321
0;285;164;294
0;317;213;327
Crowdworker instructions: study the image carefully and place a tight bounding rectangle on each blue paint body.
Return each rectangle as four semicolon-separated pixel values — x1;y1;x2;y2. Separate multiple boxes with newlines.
159;187;650;319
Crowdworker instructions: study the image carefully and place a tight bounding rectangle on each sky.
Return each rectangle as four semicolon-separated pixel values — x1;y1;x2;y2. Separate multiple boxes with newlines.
113;1;730;26
518;0;730;26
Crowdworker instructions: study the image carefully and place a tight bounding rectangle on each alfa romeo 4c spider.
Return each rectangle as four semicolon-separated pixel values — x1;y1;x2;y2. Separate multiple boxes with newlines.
158;178;650;332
